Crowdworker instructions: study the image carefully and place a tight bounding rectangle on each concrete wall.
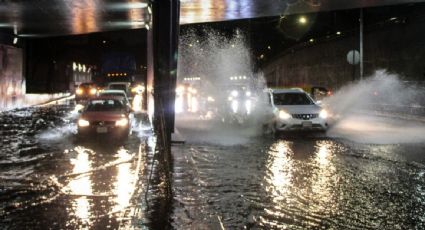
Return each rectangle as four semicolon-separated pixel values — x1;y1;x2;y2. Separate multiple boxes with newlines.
263;17;425;90
0;43;70;111
0;44;25;110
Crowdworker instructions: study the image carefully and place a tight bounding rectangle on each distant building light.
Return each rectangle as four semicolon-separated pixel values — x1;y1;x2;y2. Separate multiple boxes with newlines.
309;38;314;43
243;76;247;79
13;37;18;44
189;44;193;47
267;46;271;50
73;62;77;71
145;24;150;30
103;40;106;44
336;31;341;35
389;17;398;21
260;54;264;59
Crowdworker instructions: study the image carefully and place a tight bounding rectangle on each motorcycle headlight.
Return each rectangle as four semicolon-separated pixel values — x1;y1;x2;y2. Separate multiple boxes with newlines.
78;119;90;127
319;109;328;119
231;100;238;113
245;100;252;114
115;118;129;127
279;110;291;120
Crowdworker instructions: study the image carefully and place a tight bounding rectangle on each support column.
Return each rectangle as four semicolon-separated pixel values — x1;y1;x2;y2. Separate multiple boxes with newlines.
149;0;180;149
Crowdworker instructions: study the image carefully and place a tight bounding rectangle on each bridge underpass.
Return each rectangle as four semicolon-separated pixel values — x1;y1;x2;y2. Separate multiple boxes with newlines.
1;1;425;229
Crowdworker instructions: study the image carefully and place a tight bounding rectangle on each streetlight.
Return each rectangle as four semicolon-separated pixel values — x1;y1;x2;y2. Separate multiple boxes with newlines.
298;16;307;24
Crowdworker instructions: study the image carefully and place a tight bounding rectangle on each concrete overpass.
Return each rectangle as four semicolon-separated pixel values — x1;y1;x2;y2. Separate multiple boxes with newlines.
0;0;424;147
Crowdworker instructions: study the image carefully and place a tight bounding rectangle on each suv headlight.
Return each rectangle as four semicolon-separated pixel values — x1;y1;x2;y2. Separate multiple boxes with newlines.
279;110;291;120
319;109;328;119
115;118;129;127
78;119;90;127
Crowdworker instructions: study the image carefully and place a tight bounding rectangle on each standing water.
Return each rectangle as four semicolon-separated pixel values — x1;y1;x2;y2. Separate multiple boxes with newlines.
172;29;425;229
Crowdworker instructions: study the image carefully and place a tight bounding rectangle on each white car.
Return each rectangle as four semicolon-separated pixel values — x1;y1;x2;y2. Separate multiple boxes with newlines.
98;89;131;109
264;88;329;132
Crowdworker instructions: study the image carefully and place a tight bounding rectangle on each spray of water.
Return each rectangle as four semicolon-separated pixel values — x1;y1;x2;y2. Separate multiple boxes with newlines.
325;70;425;144
176;28;267;145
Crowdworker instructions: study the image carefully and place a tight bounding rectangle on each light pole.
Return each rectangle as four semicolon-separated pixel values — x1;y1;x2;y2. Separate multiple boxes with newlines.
360;8;364;80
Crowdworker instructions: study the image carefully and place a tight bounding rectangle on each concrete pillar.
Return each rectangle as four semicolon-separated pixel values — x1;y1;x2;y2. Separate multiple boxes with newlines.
148;0;180;149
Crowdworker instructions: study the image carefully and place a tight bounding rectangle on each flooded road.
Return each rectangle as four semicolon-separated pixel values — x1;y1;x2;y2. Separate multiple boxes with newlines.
172;118;425;229
0;102;166;229
2;102;425;229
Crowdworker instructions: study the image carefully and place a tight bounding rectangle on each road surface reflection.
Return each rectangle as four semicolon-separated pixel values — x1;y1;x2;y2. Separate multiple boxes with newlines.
0;102;158;229
172;132;425;229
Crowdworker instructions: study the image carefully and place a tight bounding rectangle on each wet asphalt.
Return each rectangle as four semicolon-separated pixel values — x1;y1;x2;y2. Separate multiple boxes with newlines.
1;102;425;229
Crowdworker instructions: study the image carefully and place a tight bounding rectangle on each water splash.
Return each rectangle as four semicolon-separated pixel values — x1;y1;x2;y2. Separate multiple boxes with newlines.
176;28;267;145
325;70;425;144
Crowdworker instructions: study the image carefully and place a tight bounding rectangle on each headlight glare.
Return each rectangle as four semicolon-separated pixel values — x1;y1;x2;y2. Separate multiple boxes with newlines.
115;118;129;127
78;119;90;127
279;110;291;120
319;109;328;119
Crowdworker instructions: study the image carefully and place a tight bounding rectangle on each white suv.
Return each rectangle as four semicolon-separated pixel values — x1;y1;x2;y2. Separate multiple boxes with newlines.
107;82;132;100
264;88;328;132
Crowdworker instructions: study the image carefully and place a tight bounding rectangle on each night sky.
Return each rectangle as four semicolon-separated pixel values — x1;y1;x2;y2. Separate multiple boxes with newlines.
180;2;424;68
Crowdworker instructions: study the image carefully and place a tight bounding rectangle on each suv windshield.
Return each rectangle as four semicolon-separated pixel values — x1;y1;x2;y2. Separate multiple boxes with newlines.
100;92;125;98
273;92;314;105
85;99;124;112
109;85;127;91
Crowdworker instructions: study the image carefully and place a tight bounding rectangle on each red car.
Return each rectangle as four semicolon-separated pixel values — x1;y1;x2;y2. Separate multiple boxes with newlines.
77;97;131;140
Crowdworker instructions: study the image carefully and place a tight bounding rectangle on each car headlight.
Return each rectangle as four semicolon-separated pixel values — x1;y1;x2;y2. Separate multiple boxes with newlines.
78;119;90;127
76;88;83;95
319;109;328;119
115;118;129;127
231;90;238;97
279;110;291;120
89;88;97;95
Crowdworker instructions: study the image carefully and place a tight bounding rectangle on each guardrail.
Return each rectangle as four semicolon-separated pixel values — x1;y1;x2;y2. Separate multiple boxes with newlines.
370;103;425;116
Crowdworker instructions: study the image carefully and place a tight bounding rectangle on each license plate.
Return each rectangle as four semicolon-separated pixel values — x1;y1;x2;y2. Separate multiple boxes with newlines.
302;121;313;128
96;127;108;133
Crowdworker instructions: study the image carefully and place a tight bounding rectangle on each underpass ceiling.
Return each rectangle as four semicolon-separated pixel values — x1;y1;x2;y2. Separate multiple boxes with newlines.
0;0;423;37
